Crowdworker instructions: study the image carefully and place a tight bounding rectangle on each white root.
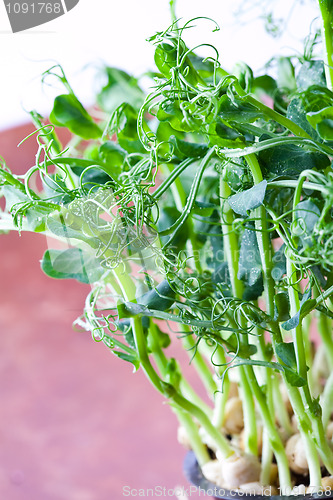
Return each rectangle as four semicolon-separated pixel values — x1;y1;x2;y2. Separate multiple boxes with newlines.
292;484;307;495
285;434;309;475
198;428;218;453
223;397;244;435
278;426;291;445
202;460;223;487
228;381;239;398
219;453;261;489
291;415;298;433
322;476;333;489
238;482;278;495
177;426;192;450
269;463;279;486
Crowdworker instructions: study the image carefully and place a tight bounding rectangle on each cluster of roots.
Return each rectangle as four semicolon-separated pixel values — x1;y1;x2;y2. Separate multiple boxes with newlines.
178;382;333;495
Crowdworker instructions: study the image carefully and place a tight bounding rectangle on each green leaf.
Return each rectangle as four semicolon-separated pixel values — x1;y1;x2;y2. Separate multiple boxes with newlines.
147;324;171;350
41;174;75;205
71;166;112;188
26;205;56;232
41;248;103;284
287;87;333;141
154;41;179;78
137;280;175;311
188;53;215;79
282;288;316;331
99;141;127;167
252;75;277;99
238;226;262;287
275;342;297;369
157;206;189;250
112;351;140;372
97;67;144;114
287;97;320;140
50;94;102;140
307;106;333;140
155;121;185;142
294;200;320;247
218;95;264;123
277;57;296;92
258;139;330;178
219;332;257;358
170;136;209;159
192;201;216;217
283;368;307;387
73;142;127;183
123;327;136;349
228;181;267;217
46;214;99;247
212;262;230;284
2;185;30;212
242;276;264;301
165;358;182;389
228;359;306;387
115;103;146;153
156;100;198;133
272;244;286;281
208;121;243;147
2;185;56;231
274;292;290;322
233;62;253;93
296;60;326;91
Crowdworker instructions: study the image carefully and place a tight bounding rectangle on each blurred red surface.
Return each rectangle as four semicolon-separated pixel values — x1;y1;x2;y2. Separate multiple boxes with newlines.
0;125;200;500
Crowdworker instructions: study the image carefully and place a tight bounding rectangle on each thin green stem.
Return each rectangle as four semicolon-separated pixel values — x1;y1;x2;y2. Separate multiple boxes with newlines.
244;366;291;491
321;370;333;428
267;180;329;196
238;367;258;456
159;160;203;273
219;175;258;456
246;153;329;484
149;321;213;417
272;375;293;435
169;0;178;26
211;348;231;430
318;0;333;91
286;259;309;387
232;81;312;139
315;308;333;369
181;329;217;398
176;410;210;467
113;268;234;459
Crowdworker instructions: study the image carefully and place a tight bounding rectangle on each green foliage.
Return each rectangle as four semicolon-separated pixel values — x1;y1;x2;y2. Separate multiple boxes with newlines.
238;226;262;287
50;94;102;139
307;106;333;140
97;67;144;114
282;288;316;331
258;141;330;178
228;180;267;216
2;7;333;480
41;248;103;283
296;60;326;91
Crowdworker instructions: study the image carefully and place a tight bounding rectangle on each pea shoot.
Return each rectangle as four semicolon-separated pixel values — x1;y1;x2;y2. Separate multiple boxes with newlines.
1;0;333;495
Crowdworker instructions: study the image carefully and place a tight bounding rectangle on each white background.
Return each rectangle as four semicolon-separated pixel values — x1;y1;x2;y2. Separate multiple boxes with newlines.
0;0;319;130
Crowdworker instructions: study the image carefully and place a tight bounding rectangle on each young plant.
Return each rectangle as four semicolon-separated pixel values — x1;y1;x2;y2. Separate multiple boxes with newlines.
1;0;333;495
